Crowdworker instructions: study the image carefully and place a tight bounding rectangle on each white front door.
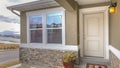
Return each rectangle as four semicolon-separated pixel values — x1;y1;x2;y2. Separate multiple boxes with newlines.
84;13;104;57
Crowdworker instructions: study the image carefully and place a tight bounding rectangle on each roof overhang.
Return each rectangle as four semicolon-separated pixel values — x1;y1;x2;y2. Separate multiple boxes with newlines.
7;0;60;11
75;0;110;5
55;0;76;11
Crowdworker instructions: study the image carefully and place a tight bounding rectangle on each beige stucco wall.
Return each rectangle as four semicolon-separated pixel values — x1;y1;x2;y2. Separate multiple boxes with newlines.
110;0;120;50
20;12;27;43
65;3;79;45
20;6;79;45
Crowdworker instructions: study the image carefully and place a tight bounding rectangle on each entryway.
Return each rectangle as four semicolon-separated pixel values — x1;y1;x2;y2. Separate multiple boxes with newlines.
79;6;109;59
83;13;104;57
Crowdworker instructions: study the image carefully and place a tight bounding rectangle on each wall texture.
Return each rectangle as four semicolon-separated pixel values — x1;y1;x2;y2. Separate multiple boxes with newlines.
108;0;120;67
110;51;120;68
110;0;120;50
20;47;77;68
65;3;79;45
20;12;27;43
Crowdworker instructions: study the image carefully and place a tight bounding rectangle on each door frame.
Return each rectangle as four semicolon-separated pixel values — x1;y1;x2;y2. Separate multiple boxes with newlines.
79;6;109;59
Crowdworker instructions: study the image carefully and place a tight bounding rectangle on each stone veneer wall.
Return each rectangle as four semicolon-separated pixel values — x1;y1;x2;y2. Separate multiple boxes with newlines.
20;47;77;68
110;51;120;68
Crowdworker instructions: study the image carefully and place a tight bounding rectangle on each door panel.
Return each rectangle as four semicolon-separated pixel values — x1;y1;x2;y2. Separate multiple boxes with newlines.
84;13;104;57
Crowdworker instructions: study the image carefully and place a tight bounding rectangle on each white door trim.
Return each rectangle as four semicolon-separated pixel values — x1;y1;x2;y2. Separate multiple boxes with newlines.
79;6;109;59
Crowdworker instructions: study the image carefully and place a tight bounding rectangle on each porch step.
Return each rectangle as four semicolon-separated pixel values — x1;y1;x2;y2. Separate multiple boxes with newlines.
80;57;110;65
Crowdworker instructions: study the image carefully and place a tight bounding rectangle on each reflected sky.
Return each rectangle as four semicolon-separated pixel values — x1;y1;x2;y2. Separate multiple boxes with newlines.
29;12;62;25
47;12;62;25
29;15;42;24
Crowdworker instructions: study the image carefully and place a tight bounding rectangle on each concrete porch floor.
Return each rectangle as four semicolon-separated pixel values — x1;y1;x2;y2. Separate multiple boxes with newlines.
74;57;111;68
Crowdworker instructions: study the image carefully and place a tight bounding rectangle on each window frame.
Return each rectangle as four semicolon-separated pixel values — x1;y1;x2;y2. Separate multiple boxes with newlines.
26;7;65;45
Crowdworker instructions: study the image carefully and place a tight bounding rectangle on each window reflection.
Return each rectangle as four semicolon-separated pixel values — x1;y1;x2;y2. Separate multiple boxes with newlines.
29;15;42;29
46;12;62;28
47;29;62;43
30;30;42;43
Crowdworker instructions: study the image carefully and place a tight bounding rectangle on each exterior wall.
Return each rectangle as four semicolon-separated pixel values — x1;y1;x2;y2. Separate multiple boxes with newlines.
110;0;120;50
110;51;120;68
20;12;27;43
65;3;79;45
20;2;79;67
20;7;79;45
20;1;110;46
109;0;120;67
20;47;77;68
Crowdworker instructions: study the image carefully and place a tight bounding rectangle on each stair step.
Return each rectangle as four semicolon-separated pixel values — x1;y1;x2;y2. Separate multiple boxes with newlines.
80;57;110;65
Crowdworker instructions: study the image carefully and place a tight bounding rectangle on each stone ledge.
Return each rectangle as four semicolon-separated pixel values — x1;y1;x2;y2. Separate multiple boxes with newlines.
20;47;78;68
110;51;120;68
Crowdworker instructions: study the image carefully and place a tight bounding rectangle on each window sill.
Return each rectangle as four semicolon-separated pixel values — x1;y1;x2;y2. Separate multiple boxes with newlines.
20;43;78;51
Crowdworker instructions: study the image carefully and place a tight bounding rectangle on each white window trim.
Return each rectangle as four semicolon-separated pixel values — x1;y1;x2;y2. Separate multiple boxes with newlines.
26;7;65;46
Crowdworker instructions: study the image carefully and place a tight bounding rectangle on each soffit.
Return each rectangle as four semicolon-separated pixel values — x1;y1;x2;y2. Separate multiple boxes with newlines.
7;0;60;11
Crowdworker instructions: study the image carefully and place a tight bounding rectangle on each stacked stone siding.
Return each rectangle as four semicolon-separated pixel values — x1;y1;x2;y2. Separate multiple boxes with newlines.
110;51;120;68
20;47;77;68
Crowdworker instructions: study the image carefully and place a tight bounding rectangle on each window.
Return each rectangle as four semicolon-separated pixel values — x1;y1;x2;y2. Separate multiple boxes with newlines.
27;8;65;44
29;15;43;43
46;12;62;43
